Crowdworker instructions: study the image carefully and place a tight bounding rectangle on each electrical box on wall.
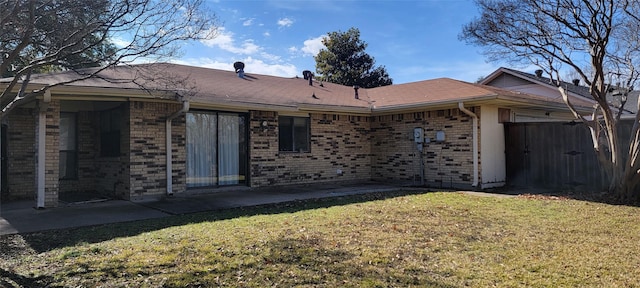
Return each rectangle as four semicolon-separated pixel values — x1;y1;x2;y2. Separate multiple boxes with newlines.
436;130;445;142
413;127;424;143
414;127;424;152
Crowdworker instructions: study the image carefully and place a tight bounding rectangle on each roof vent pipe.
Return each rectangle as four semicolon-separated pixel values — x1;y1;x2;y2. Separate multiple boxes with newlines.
353;85;359;99
303;70;313;86
534;69;543;77
233;61;245;78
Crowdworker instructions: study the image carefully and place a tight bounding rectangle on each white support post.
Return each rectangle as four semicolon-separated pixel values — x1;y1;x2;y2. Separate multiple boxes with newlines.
36;90;51;208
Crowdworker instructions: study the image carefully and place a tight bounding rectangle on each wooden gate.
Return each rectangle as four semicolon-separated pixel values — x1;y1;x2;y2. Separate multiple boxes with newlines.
504;122;608;191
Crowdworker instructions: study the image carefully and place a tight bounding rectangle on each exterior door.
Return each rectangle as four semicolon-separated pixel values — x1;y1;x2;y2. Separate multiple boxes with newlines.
186;112;247;188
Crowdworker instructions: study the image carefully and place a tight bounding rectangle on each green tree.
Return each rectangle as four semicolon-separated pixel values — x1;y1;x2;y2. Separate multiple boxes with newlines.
0;0;218;116
315;27;392;88
460;0;640;200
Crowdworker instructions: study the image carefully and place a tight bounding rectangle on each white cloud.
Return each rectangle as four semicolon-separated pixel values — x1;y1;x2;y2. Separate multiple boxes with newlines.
242;18;254;26
172;57;298;78
110;36;131;48
301;35;326;56
260;52;281;62
243;57;298;77
288;46;298;53
200;27;261;55
277;17;294;27
263;31;271;37
391;60;500;83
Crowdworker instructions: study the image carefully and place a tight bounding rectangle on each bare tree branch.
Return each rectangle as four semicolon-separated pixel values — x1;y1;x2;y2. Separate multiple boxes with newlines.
461;0;640;198
0;0;218;116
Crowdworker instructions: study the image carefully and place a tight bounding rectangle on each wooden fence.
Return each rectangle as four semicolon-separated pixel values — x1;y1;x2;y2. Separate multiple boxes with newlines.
504;120;633;192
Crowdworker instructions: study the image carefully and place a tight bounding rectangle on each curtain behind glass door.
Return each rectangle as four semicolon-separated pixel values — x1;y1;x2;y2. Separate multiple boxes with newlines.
218;113;240;185
186;113;217;187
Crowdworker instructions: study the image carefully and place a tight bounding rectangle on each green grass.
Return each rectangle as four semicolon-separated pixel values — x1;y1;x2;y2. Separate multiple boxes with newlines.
2;191;640;287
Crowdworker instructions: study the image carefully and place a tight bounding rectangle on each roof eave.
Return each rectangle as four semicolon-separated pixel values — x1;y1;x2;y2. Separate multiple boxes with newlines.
297;103;372;115
190;100;297;112
371;94;500;114
481;67;593;100
370;93;593;115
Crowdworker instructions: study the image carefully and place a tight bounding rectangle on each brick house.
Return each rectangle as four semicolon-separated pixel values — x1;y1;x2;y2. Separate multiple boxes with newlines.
0;64;594;207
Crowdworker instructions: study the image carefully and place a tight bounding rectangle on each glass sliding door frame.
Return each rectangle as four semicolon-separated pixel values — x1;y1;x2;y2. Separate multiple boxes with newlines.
186;111;247;188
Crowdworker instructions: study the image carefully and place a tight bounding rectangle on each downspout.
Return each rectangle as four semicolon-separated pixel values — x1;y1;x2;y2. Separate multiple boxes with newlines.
458;102;479;188
37;90;51;208
166;100;189;196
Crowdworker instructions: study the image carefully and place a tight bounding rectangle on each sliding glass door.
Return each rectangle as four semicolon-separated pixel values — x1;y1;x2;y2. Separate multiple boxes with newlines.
186;111;247;188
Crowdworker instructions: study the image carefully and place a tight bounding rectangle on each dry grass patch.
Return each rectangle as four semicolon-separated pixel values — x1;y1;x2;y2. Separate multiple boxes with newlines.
1;191;640;287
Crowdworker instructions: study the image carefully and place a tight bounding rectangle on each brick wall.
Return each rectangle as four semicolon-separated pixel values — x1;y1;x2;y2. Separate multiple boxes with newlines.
170;114;186;193
95;103;130;199
247;108;480;189
4;108;36;200
59;111;98;194
370;108;480;189
42;99;61;207
128;101;183;199
2;102;484;203
249;111;373;187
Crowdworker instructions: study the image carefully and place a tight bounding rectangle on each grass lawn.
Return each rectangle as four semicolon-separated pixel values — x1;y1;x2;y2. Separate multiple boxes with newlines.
1;191;640;287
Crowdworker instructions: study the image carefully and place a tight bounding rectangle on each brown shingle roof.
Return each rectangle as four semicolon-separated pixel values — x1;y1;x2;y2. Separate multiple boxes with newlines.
4;63;594;113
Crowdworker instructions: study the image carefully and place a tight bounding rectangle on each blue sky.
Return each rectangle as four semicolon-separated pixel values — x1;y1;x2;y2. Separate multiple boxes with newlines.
172;0;502;84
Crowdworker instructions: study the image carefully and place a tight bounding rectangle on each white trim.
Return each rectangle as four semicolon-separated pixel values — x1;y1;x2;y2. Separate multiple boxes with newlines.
36;90;51;208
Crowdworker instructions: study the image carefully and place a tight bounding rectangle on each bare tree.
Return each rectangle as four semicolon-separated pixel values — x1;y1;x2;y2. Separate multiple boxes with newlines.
460;0;640;200
0;0;218;116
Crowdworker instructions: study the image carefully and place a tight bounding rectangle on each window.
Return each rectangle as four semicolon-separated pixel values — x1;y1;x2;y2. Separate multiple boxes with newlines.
59;113;77;179
278;116;310;152
100;108;121;157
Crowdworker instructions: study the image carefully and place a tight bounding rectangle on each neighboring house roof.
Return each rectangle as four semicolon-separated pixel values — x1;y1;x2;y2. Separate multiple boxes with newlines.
495;67;592;98
481;67;639;114
608;89;639;114
1;63;595;115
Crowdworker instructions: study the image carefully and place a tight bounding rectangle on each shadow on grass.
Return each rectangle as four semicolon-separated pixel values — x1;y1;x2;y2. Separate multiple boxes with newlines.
4;190;429;254
486;185;640;207
0;268;58;288
256;235;459;288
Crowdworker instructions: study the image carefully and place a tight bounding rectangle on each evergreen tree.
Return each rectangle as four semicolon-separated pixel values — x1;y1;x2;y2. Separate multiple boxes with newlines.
315;28;392;88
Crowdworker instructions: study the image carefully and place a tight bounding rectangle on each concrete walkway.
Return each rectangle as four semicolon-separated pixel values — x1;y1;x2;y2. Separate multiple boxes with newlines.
1;182;421;235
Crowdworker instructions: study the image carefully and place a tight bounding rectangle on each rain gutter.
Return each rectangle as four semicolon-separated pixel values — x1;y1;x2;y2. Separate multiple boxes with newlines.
458;102;479;188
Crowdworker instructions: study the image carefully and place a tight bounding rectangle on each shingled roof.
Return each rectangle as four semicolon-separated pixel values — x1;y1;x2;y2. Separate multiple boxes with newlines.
2;63;595;114
481;67;640;115
498;67;593;98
